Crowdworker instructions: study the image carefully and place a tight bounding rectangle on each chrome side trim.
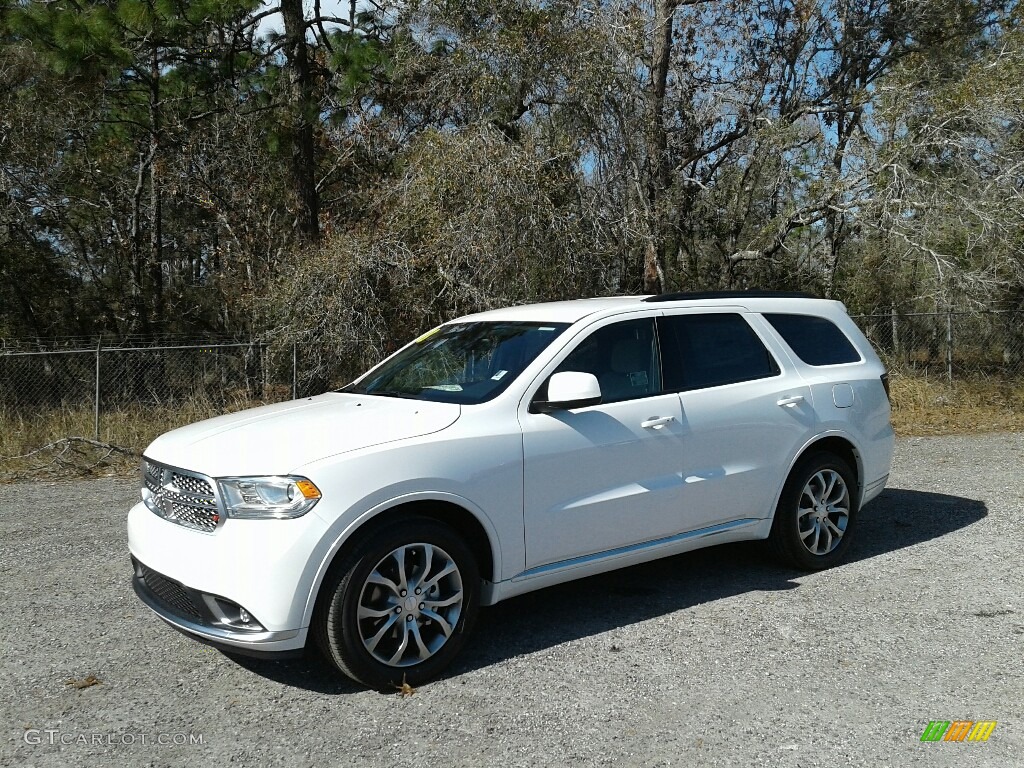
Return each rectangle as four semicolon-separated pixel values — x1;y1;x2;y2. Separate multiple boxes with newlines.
512;518;760;582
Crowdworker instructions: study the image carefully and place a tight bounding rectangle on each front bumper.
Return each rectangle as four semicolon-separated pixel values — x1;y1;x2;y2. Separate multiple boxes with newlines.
127;500;331;654
132;558;305;657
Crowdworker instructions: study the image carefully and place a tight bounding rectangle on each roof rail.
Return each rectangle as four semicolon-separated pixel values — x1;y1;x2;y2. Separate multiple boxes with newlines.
642;290;819;303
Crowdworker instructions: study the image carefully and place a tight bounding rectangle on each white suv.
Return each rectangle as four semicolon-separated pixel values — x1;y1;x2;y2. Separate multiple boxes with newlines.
128;292;894;688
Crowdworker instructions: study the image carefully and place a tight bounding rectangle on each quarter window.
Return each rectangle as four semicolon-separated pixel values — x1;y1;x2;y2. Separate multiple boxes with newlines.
763;313;861;366
658;313;779;391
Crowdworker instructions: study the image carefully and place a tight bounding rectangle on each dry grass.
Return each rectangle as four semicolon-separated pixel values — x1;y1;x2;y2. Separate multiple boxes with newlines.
1;376;1022;480
0;397;264;481
888;373;1024;436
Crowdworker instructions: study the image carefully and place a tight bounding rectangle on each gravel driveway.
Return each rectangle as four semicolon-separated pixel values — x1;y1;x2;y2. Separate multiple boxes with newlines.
2;434;1022;767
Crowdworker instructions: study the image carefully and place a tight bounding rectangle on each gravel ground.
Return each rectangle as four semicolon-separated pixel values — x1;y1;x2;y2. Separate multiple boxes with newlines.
1;433;1022;768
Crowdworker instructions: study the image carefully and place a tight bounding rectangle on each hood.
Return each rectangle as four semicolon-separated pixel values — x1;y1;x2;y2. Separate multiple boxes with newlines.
144;393;461;477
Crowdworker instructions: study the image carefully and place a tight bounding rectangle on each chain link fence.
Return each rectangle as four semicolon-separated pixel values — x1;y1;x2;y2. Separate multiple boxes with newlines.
1;310;1022;471
0;340;315;472
0;343;294;428
852;310;1024;380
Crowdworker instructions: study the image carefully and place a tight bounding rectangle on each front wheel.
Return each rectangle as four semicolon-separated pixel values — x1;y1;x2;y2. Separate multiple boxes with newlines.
769;452;858;570
314;517;479;689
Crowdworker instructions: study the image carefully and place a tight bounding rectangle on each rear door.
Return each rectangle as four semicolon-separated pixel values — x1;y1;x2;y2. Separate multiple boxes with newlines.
658;310;817;528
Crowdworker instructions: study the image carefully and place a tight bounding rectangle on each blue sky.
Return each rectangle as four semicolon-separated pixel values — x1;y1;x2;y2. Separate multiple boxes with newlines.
256;0;362;38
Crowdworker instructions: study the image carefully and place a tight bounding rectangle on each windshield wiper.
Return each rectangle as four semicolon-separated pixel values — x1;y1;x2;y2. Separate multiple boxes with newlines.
358;388;421;399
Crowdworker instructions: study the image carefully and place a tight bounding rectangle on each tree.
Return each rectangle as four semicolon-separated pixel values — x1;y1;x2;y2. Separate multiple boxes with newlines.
0;36;87;337
255;0;393;240
5;0;271;332
3;0;1022;356
857;4;1024;312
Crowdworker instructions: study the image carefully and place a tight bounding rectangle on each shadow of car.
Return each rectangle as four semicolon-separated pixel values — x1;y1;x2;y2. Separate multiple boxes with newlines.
225;487;985;693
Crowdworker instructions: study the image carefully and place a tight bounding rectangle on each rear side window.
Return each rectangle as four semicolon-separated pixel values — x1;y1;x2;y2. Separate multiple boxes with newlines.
658;313;779;392
763;313;861;366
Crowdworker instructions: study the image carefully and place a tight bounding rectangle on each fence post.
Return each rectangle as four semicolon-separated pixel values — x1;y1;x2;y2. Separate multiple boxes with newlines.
94;336;101;440
263;342;270;398
890;304;898;354
946;311;953;383
292;343;297;400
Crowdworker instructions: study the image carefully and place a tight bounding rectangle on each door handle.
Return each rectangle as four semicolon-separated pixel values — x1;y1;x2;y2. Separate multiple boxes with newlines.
776;395;805;407
641;416;675;429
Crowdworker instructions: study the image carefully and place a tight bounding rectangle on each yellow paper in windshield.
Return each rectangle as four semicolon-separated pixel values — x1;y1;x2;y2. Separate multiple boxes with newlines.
414;326;442;344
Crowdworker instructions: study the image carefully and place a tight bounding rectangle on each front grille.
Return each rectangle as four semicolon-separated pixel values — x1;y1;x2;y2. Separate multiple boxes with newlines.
136;561;204;622
141;458;221;533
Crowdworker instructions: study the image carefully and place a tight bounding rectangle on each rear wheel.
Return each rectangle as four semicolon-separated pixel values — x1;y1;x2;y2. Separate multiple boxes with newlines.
769;452;858;570
314;517;479;689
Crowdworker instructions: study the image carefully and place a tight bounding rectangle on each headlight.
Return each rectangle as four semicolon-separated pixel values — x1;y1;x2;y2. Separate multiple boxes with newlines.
217;476;321;519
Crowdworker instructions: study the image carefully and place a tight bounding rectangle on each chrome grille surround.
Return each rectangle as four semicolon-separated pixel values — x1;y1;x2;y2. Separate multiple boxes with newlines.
141;458;222;533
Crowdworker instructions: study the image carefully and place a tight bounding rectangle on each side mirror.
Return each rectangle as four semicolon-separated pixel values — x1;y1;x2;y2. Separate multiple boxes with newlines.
533;371;602;413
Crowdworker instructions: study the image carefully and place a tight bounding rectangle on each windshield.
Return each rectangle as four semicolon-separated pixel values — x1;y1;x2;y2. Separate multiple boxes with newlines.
343;321;570;404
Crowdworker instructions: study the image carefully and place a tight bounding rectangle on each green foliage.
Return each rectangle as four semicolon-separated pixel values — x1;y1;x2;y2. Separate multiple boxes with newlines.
2;0;1022;352
330;31;388;104
8;1;128;77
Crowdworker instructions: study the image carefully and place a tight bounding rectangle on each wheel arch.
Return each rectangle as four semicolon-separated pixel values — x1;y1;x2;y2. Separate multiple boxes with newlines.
303;495;499;633
790;434;863;502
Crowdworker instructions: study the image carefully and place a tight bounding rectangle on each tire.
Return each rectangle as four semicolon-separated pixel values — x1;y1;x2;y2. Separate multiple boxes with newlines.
313;517;480;689
769;451;858;571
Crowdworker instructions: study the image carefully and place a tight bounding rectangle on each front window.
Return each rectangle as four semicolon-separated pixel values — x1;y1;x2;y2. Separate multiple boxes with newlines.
344;322;570;404
552;318;661;403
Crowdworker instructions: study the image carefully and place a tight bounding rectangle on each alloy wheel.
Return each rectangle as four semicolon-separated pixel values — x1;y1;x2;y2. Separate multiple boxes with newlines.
356;542;465;667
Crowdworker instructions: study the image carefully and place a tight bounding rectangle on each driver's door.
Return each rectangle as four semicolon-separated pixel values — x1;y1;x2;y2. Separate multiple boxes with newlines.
519;316;687;570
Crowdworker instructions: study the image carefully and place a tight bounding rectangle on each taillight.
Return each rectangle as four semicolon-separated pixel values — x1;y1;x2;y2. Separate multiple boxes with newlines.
880;373;890;401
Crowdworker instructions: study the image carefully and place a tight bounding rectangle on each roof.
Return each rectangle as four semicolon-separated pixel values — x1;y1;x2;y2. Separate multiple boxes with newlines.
456;292;839;325
643;290;816;303
458;297;644;324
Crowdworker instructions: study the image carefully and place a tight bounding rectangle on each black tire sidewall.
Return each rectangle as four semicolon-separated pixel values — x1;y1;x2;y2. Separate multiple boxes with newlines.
770;452;858;571
316;517;480;689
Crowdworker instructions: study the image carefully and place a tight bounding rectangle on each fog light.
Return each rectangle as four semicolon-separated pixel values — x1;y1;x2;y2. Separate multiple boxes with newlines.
205;595;265;631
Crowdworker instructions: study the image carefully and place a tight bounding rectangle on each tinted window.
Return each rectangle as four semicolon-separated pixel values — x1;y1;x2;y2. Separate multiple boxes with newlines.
658;313;779;391
763;313;861;366
553;318;661;403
